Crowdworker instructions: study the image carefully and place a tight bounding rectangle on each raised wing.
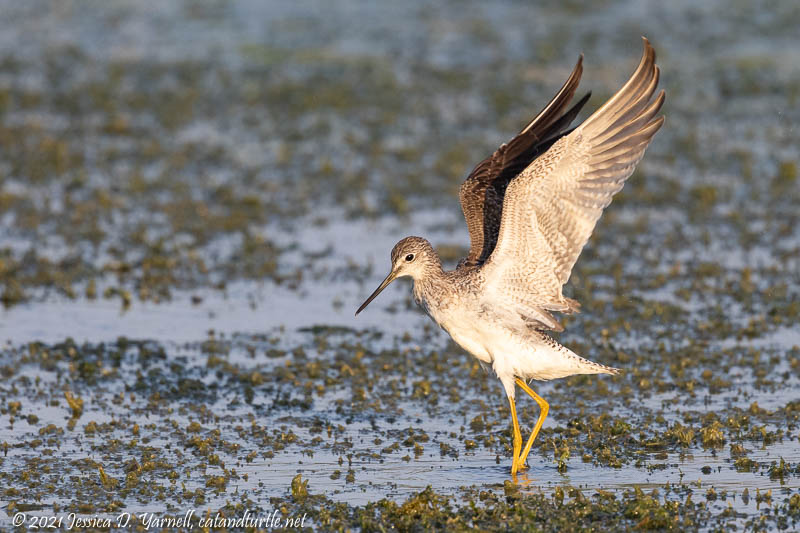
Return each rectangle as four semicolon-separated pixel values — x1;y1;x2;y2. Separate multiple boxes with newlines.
458;57;591;266
482;37;665;331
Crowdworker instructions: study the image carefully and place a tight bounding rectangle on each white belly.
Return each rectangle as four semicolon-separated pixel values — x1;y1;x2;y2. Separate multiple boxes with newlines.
445;323;493;364
424;303;492;364
436;308;611;382
418;291;616;401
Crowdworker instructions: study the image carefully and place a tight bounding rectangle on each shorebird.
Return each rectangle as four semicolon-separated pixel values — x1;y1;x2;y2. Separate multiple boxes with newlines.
356;38;664;475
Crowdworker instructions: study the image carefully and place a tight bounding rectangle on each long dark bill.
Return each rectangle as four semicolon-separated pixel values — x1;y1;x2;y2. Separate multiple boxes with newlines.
355;271;397;316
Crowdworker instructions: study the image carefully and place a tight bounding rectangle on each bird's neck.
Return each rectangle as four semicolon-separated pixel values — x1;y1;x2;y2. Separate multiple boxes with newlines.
412;260;446;309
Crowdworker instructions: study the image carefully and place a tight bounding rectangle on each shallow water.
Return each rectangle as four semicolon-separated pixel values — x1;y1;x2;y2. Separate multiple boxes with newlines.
1;0;799;530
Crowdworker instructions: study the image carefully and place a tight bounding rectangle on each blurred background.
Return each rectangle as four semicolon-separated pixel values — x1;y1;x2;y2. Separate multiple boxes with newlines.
1;0;797;341
1;0;799;528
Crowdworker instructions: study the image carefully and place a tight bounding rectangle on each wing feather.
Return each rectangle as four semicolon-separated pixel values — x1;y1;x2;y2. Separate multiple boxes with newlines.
458;57;589;266
482;37;665;330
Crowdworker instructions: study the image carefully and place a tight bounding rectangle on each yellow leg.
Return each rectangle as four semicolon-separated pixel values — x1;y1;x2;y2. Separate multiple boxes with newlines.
515;378;549;470
508;394;522;475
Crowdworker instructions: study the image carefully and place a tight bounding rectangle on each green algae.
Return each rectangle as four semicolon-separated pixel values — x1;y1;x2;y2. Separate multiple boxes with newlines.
270;479;782;532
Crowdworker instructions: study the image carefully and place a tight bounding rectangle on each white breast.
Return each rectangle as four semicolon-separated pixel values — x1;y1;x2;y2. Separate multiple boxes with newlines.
427;303;493;364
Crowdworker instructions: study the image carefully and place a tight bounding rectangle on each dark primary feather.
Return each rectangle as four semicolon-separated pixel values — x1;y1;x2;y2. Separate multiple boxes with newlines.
458;56;591;267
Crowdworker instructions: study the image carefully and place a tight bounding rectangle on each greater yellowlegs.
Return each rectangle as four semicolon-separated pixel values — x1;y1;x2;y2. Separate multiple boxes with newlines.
356;38;664;475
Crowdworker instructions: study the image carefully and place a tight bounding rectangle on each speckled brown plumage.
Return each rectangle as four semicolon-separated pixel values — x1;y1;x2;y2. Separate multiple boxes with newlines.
458;56;590;267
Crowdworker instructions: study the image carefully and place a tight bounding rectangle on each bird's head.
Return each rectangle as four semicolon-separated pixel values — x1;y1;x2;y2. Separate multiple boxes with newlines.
355;236;438;315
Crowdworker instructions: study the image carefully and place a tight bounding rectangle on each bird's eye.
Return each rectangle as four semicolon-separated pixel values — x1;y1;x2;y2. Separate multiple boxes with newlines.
405;254;415;262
